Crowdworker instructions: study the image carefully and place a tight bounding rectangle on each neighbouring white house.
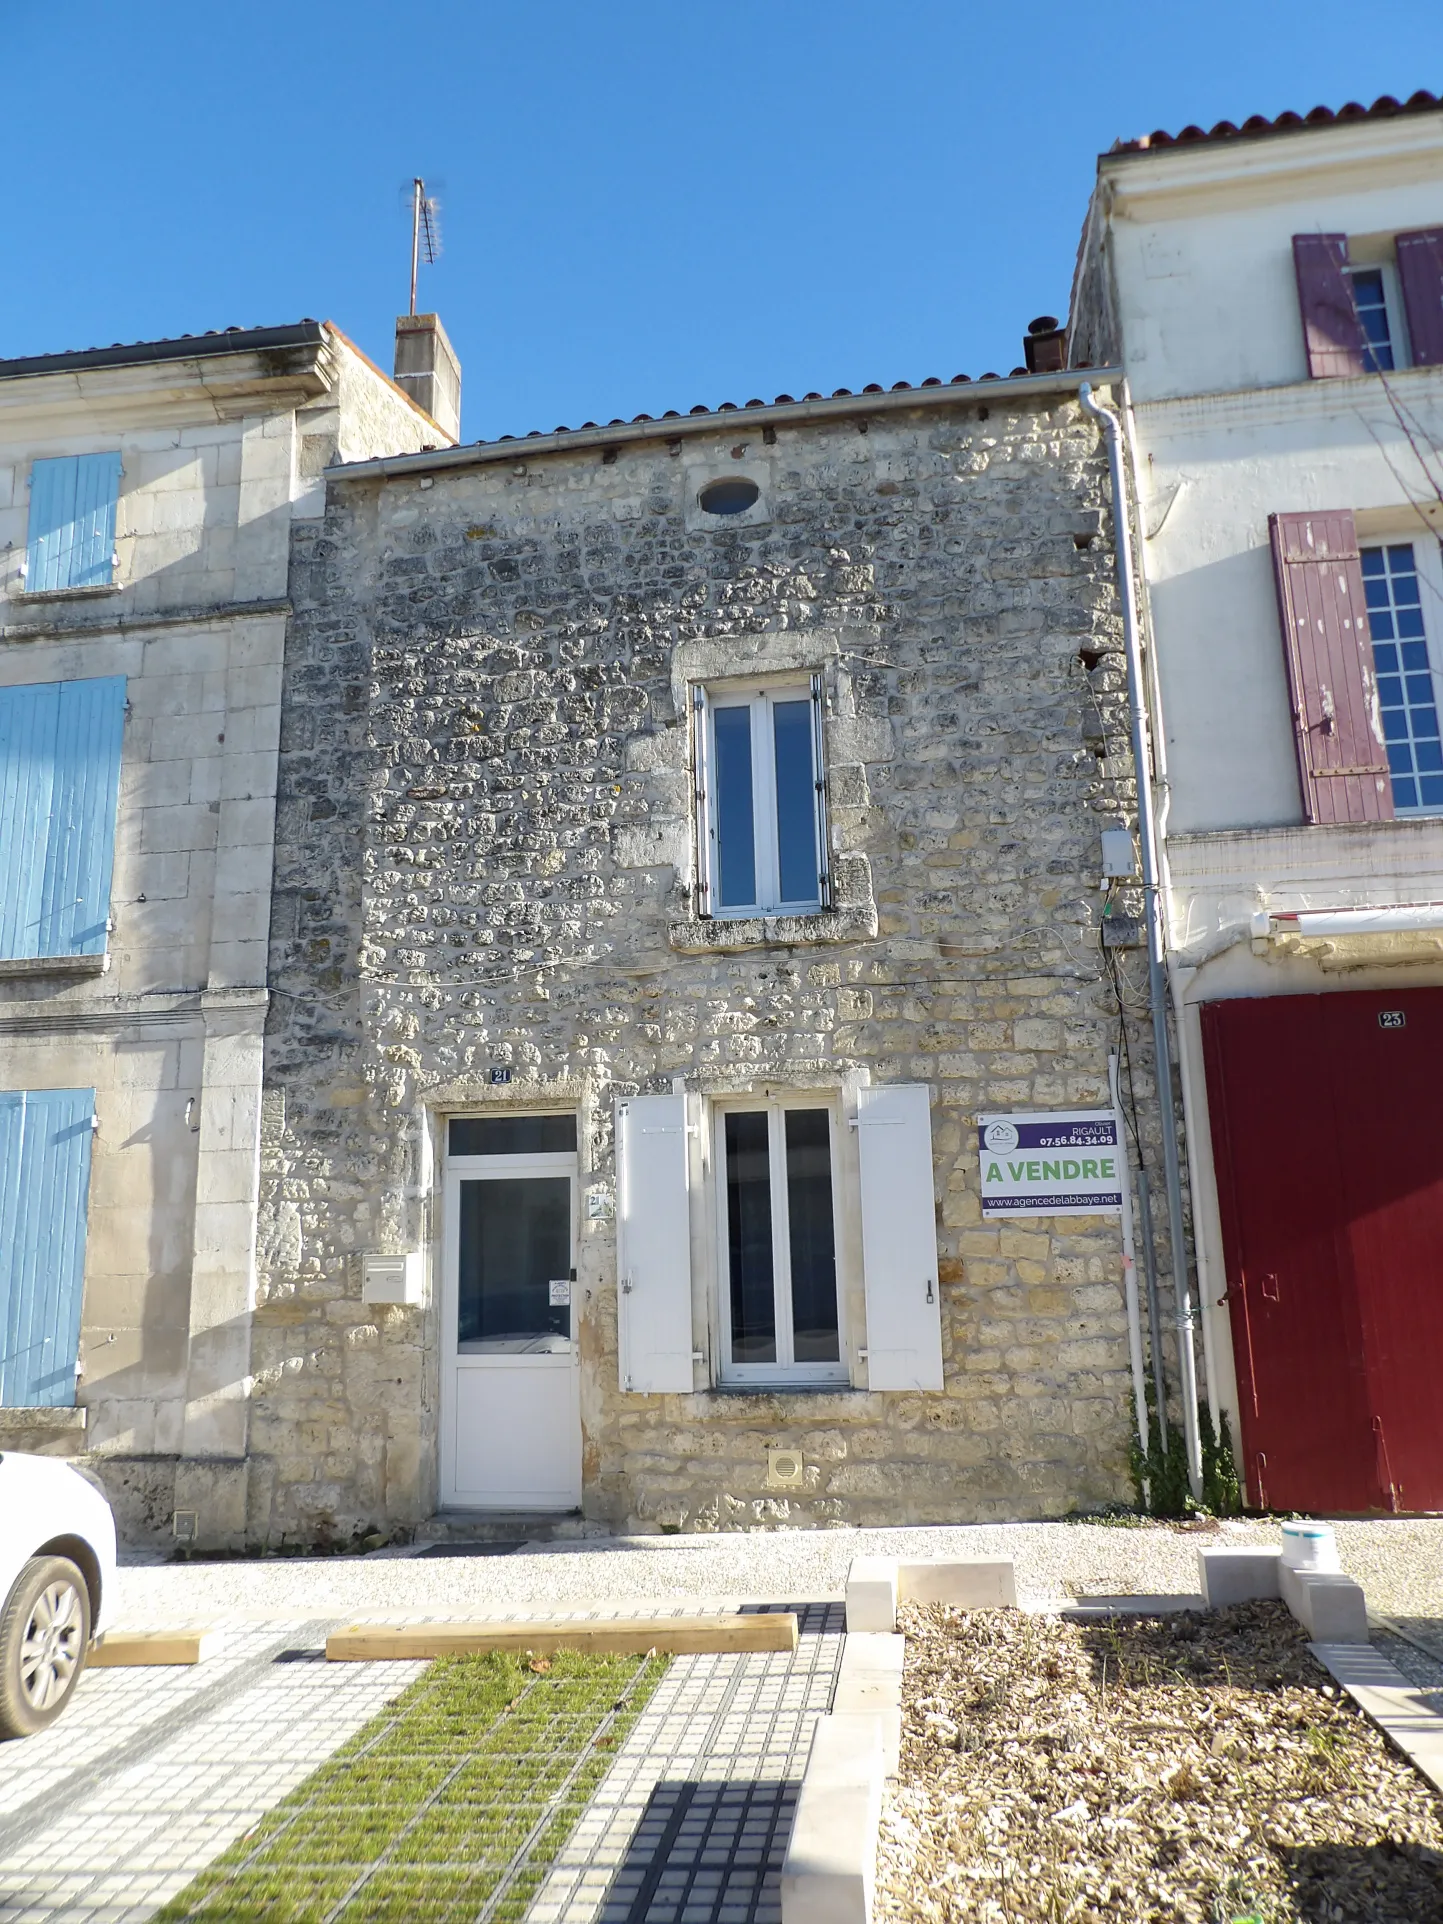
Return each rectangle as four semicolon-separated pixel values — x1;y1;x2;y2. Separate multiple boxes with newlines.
1070;89;1443;1517
0;318;456;1543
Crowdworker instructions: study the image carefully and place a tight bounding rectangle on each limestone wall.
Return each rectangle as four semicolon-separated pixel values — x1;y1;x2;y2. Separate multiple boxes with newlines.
256;388;1162;1543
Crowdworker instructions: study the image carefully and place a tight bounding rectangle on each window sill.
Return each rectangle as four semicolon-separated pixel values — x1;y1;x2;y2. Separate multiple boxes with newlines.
669;904;877;954
0;953;109;980
701;1383;861;1400
0;1405;87;1458
11;583;121;604
0;1405;86;1433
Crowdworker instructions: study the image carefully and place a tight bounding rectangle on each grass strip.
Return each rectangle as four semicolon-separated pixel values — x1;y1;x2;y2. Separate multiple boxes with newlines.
158;1647;666;1923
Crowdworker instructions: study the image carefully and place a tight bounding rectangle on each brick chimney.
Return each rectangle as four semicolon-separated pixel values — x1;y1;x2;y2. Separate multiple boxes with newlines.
1023;315;1066;374
394;313;462;442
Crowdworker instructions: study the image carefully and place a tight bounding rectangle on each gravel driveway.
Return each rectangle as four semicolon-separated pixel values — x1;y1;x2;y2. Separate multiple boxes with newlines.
109;1517;1443;1628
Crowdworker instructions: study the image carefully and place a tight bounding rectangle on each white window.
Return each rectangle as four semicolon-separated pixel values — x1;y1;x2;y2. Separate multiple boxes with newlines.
613;1081;944;1397
1346;264;1405;372
694;678;829;917
714;1097;846;1385
1362;542;1443;812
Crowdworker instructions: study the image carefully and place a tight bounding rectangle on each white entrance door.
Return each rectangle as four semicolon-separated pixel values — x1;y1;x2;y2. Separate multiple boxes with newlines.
440;1125;581;1510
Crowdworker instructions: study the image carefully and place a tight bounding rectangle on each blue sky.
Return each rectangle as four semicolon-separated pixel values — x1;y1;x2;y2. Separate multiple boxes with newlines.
8;1;1441;442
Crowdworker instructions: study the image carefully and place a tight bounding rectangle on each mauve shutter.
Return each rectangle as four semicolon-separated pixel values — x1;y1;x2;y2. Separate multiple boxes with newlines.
1269;510;1393;825
1292;235;1366;379
1397;228;1443;366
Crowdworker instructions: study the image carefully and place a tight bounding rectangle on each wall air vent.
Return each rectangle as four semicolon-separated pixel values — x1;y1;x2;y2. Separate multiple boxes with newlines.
699;477;761;516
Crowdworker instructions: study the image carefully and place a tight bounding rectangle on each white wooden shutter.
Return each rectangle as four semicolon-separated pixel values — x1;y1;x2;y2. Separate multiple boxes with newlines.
856;1083;943;1391
810;672;832;909
616;1094;695;1392
692;685;713;918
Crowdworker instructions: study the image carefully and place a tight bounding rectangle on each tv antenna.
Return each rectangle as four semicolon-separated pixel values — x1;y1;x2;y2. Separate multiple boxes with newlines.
408;178;441;315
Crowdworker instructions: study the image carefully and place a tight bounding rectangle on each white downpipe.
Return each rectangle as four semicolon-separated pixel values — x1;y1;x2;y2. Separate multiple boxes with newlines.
1121;383;1179;944
1168;962;1220;1430
1079;381;1204;1501
1109;1051;1151;1461
1122;385;1220;1439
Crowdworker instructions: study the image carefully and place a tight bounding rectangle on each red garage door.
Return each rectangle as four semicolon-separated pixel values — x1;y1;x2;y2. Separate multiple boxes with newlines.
1202;989;1443;1514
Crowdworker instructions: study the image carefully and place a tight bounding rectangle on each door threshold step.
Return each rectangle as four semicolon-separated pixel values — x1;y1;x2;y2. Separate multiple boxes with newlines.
416;1510;612;1547
413;1541;526;1559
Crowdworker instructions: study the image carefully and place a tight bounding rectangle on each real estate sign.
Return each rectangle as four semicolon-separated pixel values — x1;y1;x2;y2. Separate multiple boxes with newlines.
977;1109;1123;1217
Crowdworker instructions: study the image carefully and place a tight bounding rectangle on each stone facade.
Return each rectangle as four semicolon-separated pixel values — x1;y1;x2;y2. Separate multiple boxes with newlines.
253;377;1160;1545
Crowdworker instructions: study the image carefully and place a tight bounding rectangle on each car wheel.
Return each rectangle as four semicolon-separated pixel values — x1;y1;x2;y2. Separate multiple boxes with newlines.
0;1555;93;1739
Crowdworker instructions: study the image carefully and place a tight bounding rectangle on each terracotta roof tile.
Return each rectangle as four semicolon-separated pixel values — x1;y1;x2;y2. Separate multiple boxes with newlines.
481;371;1025;446
1111;88;1440;155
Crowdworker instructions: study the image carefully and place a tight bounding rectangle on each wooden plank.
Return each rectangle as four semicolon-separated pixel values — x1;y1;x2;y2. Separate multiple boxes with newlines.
89;1629;222;1667
326;1613;798;1662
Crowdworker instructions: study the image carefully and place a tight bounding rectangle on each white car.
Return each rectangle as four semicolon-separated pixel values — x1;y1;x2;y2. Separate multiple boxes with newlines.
0;1453;116;1737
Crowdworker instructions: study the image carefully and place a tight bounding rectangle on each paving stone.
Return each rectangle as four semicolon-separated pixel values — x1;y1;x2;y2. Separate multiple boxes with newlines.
530;1601;842;1924
0;1618;422;1923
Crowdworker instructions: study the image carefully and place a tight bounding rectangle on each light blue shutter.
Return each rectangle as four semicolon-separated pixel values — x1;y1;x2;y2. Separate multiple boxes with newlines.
0;677;125;958
26;453;121;592
0;682;61;959
0;1088;94;1406
41;677;127;955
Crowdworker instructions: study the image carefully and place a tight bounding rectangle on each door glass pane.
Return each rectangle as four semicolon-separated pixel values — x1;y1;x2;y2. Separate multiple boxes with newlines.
725;1110;776;1362
785;1109;840;1361
713;704;757;908
457;1177;571;1353
449;1114;577;1156
772;699;819;906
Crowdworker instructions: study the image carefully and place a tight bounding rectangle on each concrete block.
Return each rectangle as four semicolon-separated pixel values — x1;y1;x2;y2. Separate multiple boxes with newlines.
781;1713;883;1924
845;1557;898;1632
1197;1547;1282;1607
899;1557;1017;1610
833;1631;904;1778
1280;1563;1368;1643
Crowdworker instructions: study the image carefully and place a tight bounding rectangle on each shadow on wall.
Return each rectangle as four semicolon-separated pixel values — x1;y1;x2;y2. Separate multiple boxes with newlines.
76;1052;198;1446
1145;546;1303;833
